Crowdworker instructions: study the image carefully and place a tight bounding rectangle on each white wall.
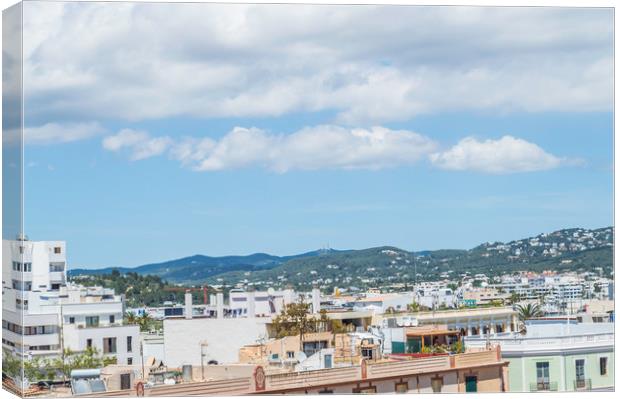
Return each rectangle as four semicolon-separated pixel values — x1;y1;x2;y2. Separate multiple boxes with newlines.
163;317;271;367
63;324;140;365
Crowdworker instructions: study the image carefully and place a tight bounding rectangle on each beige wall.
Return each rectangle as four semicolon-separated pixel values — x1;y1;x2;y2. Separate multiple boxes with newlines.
270;366;504;394
456;365;505;392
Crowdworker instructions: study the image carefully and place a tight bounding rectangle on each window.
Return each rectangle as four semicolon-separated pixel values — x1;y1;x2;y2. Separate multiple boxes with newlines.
86;339;93;349
286;351;295;359
49;262;65;272
24;263;31;272
54;247;62;254
395;382;408;393
353;386;376;394
127;357;133;365
103;337;117;354
361;348;374;359
16;299;28;310
85;316;99;327
12;280;31;291
109;315;115;324
600;357;608;376
69;317;75;324
431;377;443;393
465;376;478;393
127;336;133;352
536;362;550;390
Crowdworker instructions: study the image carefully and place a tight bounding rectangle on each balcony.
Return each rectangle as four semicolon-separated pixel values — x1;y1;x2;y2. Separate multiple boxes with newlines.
530;382;558;392
574;379;592;391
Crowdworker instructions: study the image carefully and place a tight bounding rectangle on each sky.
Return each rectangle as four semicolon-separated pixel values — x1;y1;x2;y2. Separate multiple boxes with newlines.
12;2;614;269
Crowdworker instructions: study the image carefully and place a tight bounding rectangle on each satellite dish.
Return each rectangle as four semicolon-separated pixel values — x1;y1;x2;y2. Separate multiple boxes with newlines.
267;288;275;296
296;352;307;362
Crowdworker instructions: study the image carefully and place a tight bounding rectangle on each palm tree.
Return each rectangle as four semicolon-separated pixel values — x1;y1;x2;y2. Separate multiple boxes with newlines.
407;302;420;313
137;313;153;332
124;311;137;325
516;303;542;321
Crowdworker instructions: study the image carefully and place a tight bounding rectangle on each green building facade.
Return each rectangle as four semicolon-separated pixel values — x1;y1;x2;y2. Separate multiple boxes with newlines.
464;322;614;392
505;350;614;392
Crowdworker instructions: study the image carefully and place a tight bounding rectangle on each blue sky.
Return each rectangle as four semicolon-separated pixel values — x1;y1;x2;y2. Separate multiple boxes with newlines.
16;3;613;269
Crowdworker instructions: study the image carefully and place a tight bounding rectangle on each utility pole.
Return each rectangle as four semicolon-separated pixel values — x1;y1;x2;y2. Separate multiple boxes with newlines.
200;341;208;381
59;299;66;383
140;340;145;381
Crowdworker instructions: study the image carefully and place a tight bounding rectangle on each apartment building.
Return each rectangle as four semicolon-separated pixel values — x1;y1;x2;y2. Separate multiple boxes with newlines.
2;237;139;365
376;306;518;339
228;288;298;317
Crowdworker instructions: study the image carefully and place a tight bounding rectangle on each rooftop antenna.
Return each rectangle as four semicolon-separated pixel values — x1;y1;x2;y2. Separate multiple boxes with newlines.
413;249;418;290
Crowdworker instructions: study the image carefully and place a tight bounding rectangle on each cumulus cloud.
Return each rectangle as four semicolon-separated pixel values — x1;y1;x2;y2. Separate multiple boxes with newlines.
102;129;172;161
22;3;613;124
429;136;570;174
105;125;438;172
22;122;106;145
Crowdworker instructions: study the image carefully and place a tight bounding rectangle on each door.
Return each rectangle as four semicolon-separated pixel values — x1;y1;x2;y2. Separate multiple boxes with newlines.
406;337;421;353
536;362;550;390
465;376;477;392
120;374;131;390
575;359;585;389
324;354;332;369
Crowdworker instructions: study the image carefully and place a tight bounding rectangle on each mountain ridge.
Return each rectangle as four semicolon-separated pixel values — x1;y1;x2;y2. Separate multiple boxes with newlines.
69;226;613;288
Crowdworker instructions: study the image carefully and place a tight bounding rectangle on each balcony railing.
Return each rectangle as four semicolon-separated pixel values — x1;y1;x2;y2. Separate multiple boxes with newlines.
530;382;558;392
574;379;592;391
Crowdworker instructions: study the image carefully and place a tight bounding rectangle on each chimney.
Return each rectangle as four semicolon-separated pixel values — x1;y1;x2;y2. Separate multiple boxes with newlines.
185;291;193;319
312;286;321;314
246;289;256;318
216;292;224;319
283;286;295;305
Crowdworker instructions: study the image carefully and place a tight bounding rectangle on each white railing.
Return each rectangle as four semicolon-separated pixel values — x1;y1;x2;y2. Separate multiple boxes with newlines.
466;333;614;349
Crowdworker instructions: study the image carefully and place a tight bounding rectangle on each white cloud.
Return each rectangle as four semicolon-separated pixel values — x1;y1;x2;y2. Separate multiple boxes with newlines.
429;136;568;174
23;122;105;145
105;125;437;172
102;129;172;161
22;3;613;124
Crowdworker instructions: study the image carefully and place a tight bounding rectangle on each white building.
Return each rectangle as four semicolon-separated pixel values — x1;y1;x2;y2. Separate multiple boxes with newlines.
2;237;139;365
228;288;298;317
163;317;271;367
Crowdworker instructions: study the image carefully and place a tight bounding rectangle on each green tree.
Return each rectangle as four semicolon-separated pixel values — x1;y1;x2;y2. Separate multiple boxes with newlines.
137;313;154;332
516;303;542;321
2;350;22;379
125;311;138;325
407;302;420;313
23;357;45;382
271;299;328;349
49;347;110;383
509;292;521;305
450;341;464;354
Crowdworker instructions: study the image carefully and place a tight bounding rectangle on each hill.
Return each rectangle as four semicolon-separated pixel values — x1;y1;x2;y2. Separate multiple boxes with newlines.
69;226;613;291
